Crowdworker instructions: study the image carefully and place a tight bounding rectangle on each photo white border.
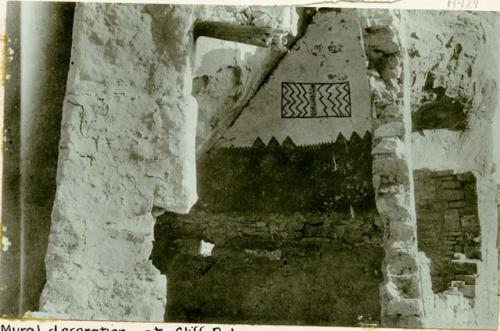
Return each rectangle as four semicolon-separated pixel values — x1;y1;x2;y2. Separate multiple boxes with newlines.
0;0;499;331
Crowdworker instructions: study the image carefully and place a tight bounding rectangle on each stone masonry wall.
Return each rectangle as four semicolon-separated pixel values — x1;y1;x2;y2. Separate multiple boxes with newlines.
415;170;480;296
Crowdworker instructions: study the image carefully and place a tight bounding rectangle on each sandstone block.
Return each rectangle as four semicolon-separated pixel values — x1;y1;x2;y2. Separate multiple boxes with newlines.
443;189;465;201
451;260;478;274
464;246;481;259
375;189;412;220
456;173;475;182
384;298;423;317
391;274;421;298
372;137;404;156
380;103;404;118
431;170;455;178
454;274;477;285
441;181;463;189
459;285;475;298
448;200;466;209
364;26;400;55
374;121;405;139
373;156;409;187
443;209;460;231
388;219;416;242
386;242;418;275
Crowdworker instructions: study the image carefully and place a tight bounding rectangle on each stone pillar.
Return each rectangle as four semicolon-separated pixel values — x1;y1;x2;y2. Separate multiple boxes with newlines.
359;10;424;327
39;3;198;321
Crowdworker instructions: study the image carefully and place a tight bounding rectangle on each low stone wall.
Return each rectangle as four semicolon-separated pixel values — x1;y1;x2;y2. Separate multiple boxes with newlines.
152;210;383;325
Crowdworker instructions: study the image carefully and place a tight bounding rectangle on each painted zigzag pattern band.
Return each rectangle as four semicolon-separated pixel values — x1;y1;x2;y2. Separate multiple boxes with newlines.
281;82;352;118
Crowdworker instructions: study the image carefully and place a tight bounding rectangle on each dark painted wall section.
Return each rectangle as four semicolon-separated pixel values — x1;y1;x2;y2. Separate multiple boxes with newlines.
152;133;382;326
415;169;481;294
1;2;75;315
198;133;375;214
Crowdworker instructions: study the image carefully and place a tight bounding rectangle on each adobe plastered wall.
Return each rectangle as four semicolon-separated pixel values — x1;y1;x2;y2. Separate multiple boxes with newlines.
39;3;301;321
407;11;500;329
39;3;199;320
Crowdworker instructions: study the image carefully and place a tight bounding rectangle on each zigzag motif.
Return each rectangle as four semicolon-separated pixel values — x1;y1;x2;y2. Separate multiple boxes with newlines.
281;82;351;118
317;84;332;117
335;83;348;117
342;82;351;115
293;83;311;117
328;84;342;117
301;83;312;117
281;84;294;117
219;131;372;151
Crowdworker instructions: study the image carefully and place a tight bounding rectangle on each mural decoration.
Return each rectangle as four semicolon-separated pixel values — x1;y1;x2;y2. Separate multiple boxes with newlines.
218;9;371;148
281;82;352;118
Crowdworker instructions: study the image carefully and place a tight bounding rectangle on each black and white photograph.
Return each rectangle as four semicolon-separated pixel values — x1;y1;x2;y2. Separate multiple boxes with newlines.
1;1;500;329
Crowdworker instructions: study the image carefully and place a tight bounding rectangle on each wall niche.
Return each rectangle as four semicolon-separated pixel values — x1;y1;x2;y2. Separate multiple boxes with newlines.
414;169;481;297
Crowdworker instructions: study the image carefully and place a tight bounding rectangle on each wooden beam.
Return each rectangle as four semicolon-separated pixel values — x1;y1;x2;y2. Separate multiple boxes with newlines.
193;21;287;49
